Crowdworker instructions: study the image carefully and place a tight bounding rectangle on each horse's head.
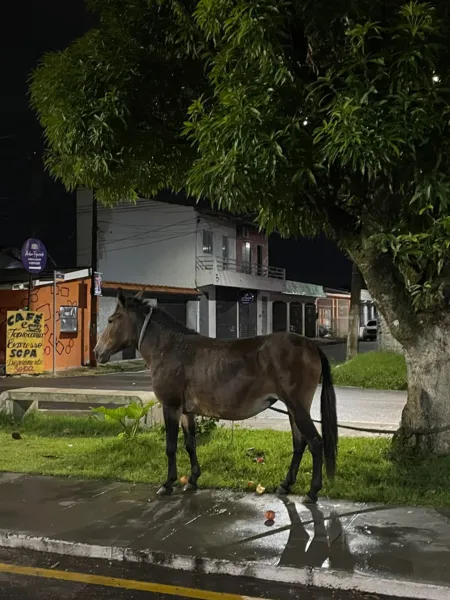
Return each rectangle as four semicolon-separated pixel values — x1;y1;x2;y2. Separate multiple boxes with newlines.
94;289;144;364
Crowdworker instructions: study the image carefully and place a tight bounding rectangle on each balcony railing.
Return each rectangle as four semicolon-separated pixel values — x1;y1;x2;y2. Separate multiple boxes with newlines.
196;256;285;280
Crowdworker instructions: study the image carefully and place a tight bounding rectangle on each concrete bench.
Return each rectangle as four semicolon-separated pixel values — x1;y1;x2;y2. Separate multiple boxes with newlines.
0;387;163;427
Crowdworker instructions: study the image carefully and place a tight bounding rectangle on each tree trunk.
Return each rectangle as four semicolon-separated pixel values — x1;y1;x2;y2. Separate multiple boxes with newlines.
346;262;362;361
351;247;450;455
394;319;450;455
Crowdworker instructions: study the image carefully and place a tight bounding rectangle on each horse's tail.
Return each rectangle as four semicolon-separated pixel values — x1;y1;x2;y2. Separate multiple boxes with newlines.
319;348;338;479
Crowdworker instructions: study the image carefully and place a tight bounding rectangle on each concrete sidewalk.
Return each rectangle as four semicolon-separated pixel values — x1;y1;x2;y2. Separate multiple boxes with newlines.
0;472;448;599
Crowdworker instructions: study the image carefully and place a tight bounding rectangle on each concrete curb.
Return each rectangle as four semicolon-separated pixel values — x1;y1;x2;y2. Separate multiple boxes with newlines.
0;532;446;600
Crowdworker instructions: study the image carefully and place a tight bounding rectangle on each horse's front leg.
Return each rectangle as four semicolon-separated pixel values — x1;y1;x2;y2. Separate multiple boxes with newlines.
181;413;201;491
157;404;181;496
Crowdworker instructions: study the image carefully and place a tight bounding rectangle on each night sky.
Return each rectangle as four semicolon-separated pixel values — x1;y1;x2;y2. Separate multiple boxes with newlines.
0;1;352;290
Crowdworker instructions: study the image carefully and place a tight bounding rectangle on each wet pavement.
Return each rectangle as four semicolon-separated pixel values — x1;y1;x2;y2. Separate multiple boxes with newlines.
0;473;448;596
0;547;415;600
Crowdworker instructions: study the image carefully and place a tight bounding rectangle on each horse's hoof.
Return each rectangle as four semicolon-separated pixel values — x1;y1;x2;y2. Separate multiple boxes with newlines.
276;485;289;496
183;482;197;493
157;485;173;496
303;493;317;505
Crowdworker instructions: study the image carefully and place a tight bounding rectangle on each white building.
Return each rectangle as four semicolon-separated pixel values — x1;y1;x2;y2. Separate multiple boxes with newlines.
77;190;326;360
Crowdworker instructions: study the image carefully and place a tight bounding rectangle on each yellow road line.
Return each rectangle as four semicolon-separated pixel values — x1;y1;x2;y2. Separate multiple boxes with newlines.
0;561;267;600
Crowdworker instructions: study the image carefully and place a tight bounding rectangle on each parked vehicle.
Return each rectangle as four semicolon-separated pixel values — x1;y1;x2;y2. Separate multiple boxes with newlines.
318;323;332;338
362;319;377;341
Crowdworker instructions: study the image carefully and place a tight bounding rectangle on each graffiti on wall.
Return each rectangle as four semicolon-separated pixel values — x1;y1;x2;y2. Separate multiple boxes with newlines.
6;311;44;374
0;280;89;370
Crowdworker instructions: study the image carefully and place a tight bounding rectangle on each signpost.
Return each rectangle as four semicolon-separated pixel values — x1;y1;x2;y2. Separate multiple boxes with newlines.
93;272;103;296
6;311;44;375
21;238;47;309
52;271;65;374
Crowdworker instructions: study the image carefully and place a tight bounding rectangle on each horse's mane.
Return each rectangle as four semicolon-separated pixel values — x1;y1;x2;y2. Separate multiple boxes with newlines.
127;296;200;336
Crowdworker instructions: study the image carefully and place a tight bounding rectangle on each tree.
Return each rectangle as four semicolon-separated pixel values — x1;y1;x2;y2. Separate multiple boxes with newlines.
30;0;450;455
346;264;362;361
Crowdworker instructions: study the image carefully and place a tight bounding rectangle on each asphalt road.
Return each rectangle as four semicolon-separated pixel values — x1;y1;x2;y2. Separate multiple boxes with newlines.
0;547;416;600
0;342;377;393
0;341;404;428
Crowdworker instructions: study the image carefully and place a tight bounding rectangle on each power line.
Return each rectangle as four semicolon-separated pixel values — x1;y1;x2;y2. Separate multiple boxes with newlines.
96;216;197;247
77;218;199;255
98;229;198;254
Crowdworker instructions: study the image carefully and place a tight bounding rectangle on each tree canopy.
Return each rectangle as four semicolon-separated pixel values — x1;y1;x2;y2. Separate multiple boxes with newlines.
31;0;450;326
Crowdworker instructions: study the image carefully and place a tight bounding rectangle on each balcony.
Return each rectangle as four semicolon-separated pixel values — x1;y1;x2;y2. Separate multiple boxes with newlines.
196;256;285;292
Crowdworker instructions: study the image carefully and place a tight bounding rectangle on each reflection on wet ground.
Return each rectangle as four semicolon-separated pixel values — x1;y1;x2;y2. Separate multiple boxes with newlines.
0;473;449;589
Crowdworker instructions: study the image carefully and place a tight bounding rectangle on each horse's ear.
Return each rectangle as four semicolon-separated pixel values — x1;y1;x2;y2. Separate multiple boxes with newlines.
134;289;144;301
117;288;126;308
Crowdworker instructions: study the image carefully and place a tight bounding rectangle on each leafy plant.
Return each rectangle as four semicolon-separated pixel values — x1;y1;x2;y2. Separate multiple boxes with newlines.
91;400;157;439
195;416;218;437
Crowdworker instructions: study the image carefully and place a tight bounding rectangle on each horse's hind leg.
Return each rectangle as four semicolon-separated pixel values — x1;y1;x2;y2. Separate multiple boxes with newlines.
294;410;323;504
157;403;181;496
181;413;201;492
277;413;307;495
283;395;324;504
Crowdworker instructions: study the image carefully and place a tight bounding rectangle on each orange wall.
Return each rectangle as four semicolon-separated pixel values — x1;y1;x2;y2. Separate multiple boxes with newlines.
0;290;27;366
0;278;91;372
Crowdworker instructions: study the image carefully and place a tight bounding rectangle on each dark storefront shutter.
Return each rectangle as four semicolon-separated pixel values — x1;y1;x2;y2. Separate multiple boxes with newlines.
289;302;303;334
304;303;317;338
216;287;238;339
238;290;257;338
272;301;287;332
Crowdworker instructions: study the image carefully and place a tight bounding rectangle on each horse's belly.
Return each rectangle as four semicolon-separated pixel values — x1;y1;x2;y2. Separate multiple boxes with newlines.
184;393;279;421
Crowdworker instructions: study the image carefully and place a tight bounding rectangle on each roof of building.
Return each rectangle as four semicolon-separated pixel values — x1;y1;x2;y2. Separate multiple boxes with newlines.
102;281;200;296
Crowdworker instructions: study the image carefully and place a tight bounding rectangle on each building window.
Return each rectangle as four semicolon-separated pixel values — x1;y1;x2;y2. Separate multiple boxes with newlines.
222;235;229;268
241;241;252;274
60;306;78;333
202;230;213;254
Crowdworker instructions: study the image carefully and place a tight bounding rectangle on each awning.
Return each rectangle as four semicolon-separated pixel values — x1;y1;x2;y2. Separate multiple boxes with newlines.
283;280;326;298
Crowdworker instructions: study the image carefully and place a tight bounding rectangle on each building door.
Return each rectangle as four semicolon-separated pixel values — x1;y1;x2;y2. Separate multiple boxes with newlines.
238;290;257;338
290;302;303;334
261;296;268;335
199;293;209;336
216;287;238;339
256;245;263;275
304;303;317;338
272;301;287;332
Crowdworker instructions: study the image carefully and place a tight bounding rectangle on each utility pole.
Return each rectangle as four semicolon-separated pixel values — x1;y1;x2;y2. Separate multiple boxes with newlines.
346;262;362;361
89;195;98;366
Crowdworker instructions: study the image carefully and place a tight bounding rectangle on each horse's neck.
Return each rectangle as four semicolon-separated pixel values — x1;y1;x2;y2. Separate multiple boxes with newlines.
143;320;180;354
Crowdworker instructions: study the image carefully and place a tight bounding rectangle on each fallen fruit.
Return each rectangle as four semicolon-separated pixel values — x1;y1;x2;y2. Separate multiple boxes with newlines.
265;510;275;521
180;475;189;485
256;484;266;495
256;457;264;464
247;481;255;488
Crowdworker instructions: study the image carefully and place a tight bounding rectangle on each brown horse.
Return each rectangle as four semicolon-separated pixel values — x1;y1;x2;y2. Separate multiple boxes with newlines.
95;291;338;503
